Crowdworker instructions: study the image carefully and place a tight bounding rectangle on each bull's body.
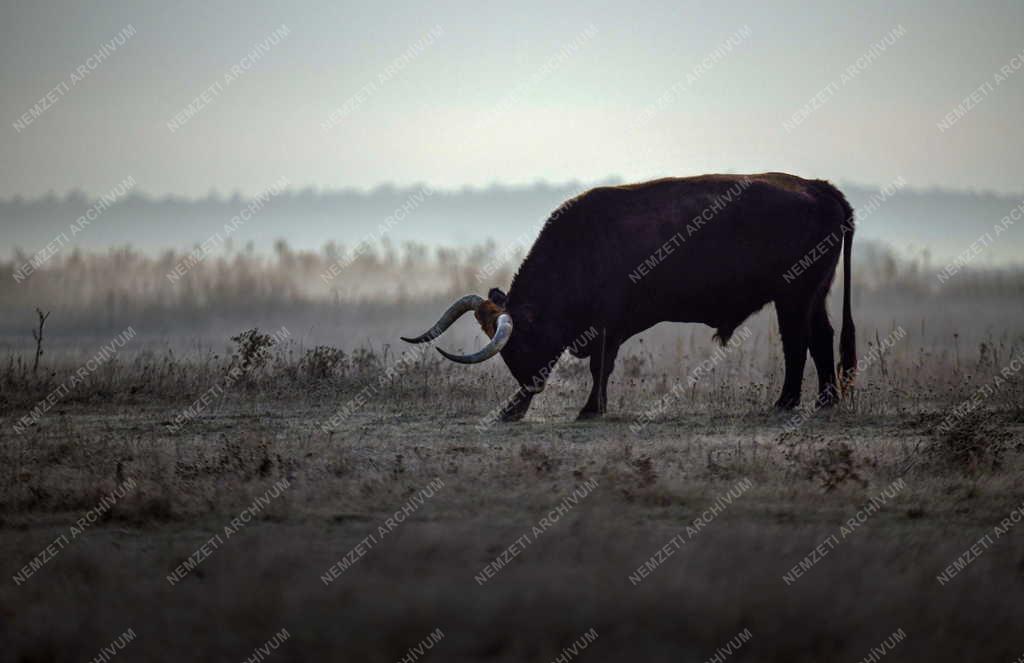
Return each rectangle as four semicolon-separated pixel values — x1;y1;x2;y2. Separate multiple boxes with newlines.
405;172;856;422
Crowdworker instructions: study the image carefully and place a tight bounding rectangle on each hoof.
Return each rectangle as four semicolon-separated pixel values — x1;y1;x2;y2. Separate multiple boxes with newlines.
499;408;527;423
576;409;604;421
774;395;800;410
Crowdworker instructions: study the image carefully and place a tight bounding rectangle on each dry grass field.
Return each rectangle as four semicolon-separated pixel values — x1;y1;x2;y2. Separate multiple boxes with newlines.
2;246;1024;661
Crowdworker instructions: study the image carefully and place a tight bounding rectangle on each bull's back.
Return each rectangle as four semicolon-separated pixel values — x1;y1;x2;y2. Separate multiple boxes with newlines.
573;174;845;329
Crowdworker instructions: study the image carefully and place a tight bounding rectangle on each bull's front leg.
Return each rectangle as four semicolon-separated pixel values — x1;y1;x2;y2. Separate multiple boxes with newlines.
499;387;535;422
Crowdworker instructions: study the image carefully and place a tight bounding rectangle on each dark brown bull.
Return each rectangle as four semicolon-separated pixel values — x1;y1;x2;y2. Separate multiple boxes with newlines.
403;173;856;422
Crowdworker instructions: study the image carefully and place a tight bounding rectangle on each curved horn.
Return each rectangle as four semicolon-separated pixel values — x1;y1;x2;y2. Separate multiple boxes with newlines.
401;294;485;344
437;314;513;364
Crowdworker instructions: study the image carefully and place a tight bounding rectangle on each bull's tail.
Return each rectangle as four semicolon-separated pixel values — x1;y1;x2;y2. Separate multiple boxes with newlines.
810;179;857;394
837;199;856;393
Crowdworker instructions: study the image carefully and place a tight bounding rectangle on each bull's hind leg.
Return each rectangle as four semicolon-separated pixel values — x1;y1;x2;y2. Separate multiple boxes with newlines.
774;297;812;409
809;297;840;407
578;332;619;420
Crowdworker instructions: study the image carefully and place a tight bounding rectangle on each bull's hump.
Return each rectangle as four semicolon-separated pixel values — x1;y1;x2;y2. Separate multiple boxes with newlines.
747;172;814;195
594;172;811;195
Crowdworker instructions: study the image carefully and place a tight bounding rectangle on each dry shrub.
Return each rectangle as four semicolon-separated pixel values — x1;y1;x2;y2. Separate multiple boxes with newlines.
928;411;1012;473
519;443;555;475
300;346;347;380
781;438;869;491
630;454;657;487
228;328;278;376
806;440;870;491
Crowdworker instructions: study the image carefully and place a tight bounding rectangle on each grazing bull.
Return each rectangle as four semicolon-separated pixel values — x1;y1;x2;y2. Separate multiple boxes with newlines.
402;173;856;422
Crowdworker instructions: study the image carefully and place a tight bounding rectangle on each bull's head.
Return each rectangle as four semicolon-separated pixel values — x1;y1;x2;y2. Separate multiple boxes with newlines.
400;289;513;363
401;288;551;421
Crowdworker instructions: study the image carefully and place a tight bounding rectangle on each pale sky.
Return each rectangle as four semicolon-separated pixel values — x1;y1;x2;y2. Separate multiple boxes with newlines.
1;0;1022;198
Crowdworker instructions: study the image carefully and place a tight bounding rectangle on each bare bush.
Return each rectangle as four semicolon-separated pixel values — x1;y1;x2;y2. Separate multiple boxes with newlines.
228;328;278;377
300;346;347;381
928;411;1013;473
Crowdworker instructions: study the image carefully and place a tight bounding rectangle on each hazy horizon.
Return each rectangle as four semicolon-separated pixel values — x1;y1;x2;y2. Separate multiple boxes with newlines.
4;178;1023;268
2;173;1023;203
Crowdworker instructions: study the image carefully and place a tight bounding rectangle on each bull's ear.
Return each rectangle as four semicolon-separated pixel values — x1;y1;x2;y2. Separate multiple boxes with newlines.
488;288;507;307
